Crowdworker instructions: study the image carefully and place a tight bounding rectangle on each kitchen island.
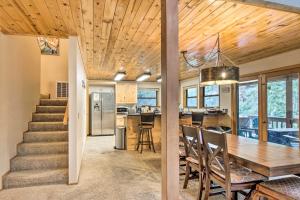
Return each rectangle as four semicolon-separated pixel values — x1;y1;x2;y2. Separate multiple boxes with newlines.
125;112;231;151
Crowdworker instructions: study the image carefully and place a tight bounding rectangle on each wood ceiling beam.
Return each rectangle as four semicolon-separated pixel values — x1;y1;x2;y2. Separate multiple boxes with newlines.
225;0;300;14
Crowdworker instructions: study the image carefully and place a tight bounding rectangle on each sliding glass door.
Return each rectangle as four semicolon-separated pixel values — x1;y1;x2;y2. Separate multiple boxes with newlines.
267;74;299;147
238;80;259;139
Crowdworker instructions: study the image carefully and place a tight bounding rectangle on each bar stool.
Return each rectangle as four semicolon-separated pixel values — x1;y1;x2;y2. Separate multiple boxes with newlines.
136;113;155;153
192;112;204;127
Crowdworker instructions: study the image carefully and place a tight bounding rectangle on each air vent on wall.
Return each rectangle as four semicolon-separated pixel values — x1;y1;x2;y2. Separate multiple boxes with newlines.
56;82;68;98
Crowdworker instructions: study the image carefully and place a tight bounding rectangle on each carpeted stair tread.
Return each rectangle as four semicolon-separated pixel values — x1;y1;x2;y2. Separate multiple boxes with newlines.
40;94;50;99
3;168;68;189
36;106;66;113
11;154;68;171
24;131;68;142
28;121;68;131
32;113;65;122
2;98;69;189
17;142;68;155
39;99;68;106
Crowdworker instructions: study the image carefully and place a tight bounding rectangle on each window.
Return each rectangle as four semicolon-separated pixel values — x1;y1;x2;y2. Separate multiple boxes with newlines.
236;70;300;147
238;80;259;139
137;88;158;106
203;85;219;107
267;75;299;147
185;87;198;108
37;37;59;55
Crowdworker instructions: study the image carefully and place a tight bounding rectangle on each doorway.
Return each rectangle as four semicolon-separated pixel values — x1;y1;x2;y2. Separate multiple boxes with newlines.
267;74;299;147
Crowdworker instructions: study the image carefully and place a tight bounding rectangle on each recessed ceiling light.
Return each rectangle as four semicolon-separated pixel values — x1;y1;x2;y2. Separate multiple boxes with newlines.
114;71;126;81
136;72;151;82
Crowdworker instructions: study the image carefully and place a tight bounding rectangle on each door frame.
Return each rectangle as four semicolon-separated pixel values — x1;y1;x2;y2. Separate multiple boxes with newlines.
233;64;300;143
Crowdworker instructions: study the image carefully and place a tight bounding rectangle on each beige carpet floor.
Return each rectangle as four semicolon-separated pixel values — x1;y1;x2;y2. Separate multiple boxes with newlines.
0;136;225;200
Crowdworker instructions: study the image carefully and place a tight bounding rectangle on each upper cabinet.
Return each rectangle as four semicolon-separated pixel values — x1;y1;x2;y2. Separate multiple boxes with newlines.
116;83;137;104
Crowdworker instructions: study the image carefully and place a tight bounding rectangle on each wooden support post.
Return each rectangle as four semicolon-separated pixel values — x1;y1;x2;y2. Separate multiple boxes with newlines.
231;84;238;135
161;0;179;199
286;76;293;128
259;75;268;142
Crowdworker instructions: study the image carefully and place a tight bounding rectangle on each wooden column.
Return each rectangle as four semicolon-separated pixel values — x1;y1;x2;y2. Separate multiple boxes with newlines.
199;86;204;108
231;84;238;135
161;0;179;199
286;76;293;128
259;74;268;141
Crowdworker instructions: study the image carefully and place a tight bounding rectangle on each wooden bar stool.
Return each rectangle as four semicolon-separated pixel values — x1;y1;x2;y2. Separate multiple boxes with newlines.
136;113;155;153
192;112;204;127
252;176;300;200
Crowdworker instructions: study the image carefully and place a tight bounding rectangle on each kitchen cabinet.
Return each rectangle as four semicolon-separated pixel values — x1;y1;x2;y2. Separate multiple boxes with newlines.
116;83;137;104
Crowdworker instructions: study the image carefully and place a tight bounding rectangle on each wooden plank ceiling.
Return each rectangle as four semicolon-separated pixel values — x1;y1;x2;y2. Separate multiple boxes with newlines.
0;0;300;80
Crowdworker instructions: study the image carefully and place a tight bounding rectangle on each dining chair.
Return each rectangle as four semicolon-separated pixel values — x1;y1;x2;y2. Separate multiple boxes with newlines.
179;113;189;176
202;129;267;200
179;138;187;176
252;176;300;200
182;125;206;200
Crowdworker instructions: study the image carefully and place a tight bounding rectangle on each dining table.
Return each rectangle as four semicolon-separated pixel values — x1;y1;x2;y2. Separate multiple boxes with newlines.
226;134;300;177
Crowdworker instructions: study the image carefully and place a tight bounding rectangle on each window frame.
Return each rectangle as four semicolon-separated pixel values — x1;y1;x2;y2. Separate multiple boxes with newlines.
203;85;220;108
137;88;159;107
184;86;198;108
233;65;300;143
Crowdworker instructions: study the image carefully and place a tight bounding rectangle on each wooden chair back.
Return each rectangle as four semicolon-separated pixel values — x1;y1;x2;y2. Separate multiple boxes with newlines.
192;112;204;126
182;125;204;169
202;129;231;184
140;112;155;127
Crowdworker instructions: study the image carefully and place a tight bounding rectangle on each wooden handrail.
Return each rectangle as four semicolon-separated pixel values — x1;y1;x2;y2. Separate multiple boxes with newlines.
63;102;68;125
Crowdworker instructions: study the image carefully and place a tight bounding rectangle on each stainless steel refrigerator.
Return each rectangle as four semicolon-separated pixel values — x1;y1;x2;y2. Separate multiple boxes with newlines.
89;89;115;136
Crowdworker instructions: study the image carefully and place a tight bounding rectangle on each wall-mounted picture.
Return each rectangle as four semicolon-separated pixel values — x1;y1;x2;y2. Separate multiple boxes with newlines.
37;37;59;55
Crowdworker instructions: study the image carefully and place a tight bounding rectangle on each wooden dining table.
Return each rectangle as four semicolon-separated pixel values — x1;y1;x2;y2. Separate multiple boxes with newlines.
227;134;300;177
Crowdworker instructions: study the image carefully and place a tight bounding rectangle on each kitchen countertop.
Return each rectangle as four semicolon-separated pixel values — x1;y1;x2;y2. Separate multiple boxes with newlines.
127;112;161;116
127;112;227;116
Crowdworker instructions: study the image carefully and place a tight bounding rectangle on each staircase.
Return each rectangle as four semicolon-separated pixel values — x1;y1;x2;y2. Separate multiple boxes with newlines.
2;98;69;189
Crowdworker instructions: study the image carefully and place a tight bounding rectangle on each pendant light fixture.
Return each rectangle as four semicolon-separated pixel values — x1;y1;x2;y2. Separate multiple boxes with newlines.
200;34;239;86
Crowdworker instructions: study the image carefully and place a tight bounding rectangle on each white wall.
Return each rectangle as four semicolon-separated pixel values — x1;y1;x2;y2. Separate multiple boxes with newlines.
0;34;40;189
40;39;68;98
68;37;87;184
239;48;300;75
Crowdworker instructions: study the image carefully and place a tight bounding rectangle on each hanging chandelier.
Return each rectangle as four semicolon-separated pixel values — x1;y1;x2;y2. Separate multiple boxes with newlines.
182;34;239;86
